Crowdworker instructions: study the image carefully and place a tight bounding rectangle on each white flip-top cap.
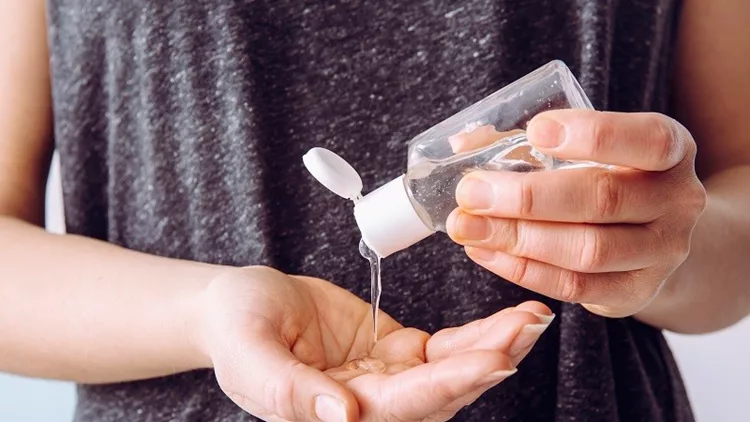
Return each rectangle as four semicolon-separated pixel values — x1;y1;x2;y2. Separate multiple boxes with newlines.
303;148;434;258
353;175;434;258
303;147;363;200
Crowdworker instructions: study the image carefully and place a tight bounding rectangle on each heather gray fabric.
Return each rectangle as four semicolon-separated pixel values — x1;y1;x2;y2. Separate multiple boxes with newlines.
46;0;693;421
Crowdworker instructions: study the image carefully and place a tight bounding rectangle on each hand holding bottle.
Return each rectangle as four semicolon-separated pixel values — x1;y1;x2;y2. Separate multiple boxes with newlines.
447;109;707;318
197;266;553;421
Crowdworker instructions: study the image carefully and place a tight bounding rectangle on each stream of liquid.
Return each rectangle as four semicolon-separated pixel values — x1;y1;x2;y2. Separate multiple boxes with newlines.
359;238;382;344
343;239;387;374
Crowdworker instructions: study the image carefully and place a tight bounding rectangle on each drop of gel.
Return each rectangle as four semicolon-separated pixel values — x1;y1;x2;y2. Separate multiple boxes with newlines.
346;357;386;373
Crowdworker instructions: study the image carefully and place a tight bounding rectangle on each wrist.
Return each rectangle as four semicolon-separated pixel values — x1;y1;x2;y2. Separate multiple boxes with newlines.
180;263;233;370
634;192;717;332
191;265;281;370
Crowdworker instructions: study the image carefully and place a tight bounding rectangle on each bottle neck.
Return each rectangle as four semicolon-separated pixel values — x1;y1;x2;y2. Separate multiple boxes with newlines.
353;175;435;258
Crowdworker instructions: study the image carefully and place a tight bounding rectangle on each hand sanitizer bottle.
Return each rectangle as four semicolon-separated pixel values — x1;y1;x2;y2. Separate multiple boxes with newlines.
304;60;603;258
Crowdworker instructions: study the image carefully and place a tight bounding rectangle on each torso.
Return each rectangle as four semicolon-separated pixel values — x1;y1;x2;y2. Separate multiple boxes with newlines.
47;0;693;420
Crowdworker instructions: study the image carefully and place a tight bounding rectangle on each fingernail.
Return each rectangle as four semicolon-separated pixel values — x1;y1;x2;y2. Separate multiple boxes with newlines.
465;246;496;262
509;323;550;357
532;313;556;325
454;213;491;241
477;368;518;386
528;117;565;148
456;178;494;210
315;395;347;422
448;134;465;153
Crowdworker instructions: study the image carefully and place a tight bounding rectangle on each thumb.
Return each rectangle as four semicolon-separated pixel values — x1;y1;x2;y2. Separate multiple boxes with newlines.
216;329;359;422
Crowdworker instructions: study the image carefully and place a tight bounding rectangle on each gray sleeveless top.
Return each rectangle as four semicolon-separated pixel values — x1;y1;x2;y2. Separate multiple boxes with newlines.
47;1;693;421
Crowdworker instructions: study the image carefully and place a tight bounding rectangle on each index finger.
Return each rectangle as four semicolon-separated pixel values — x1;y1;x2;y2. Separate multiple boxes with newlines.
456;167;666;223
527;110;694;171
425;302;552;362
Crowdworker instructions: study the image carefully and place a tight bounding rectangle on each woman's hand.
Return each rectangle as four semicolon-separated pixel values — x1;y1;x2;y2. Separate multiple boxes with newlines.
196;266;553;421
447;109;707;318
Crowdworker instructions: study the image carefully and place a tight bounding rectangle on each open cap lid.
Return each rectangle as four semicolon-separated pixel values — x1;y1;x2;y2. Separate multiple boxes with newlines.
303;147;363;200
303;147;433;258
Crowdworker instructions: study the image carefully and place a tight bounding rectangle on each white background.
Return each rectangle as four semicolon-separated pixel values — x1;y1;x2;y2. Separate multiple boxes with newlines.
0;154;748;421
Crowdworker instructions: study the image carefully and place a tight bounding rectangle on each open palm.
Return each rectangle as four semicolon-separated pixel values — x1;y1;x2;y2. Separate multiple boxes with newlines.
201;266;553;422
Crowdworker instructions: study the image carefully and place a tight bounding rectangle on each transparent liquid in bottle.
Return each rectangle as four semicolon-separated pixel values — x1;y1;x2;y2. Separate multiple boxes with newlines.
406;131;538;230
401;61;600;231
405;129;596;231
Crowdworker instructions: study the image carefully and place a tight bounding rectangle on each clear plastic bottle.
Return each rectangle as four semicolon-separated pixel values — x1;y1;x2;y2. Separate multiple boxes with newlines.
303;60;602;258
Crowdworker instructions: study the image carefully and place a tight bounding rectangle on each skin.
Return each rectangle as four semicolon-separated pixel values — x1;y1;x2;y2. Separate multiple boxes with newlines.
0;0;746;421
447;0;750;334
203;268;552;421
447;113;706;319
0;3;553;420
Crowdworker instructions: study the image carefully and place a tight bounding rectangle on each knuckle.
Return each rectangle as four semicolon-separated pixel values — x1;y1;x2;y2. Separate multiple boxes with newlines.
518;176;536;218
673;235;692;264
578;225;606;272
653;114;677;164
651;224;690;266
589;116;613;157
509;256;531;284
670;117;698;160
557;270;587;303
592;171;621;221
685;182;708;217
667;185;705;261
507;219;525;256
651;114;697;169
